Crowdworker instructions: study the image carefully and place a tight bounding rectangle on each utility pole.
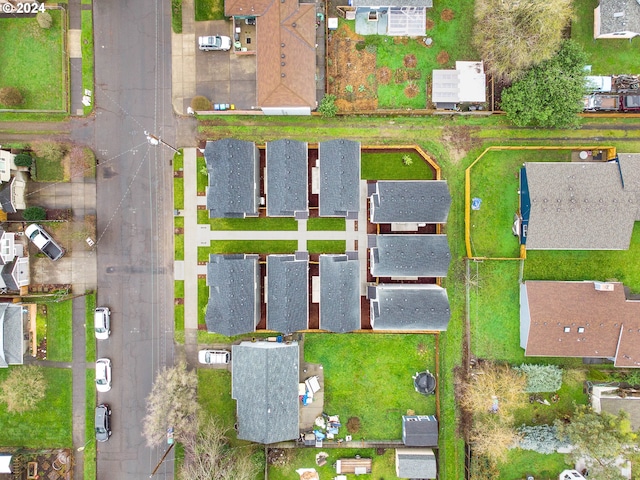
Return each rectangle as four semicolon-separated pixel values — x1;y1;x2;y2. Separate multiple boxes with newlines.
148;442;175;478
144;131;181;155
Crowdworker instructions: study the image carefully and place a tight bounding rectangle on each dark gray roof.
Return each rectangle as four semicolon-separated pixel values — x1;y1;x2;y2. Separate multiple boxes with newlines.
204;139;260;218
396;449;437;479
267;255;309;334
352;0;432;7
370;181;451;224
402;415;438;446
370;284;450;331
318;140;361;218
231;342;299;444
524;162;636;250
1;261;19;291
266;140;308;217
319;254;361;333
205;254;260;337
369;234;450;277
0;303;24;367
0;179;15;214
598;0;640;35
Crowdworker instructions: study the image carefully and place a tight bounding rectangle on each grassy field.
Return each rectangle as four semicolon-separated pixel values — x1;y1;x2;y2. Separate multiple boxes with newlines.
85;292;96;362
46;299;73;362
0;367;72;447
304;333;437;440
0;12;65;110
198;241;298;260
307;240;346;254
81;10;94;115
195;0;226;21
197;211;298;230
84;368;97;480
362;151;436;180
306;217;346;231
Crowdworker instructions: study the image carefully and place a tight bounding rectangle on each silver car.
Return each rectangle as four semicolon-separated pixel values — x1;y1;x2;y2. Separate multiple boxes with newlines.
94;404;112;442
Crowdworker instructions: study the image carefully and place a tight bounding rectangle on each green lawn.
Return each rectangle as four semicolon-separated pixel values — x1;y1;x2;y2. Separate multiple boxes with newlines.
198;370;241;443
267;448;399;480
175;281;185;334
304;333;437;440
307;240;346;254
197;156;207;193
34;155;64;181
0;368;72;447
198;241;298;260
197;211;298;230
46;300;73;362
175;216;184;261
571;0;640;74
84;368;97;480
172;0;183;33
85;292;96;362
174;178;184;210
469;149;570;258
195;0;226;21
0;12;65;110
361;152;435;180
81;10;94;115
198;277;208;325
498;450;568;480
306;217;346;231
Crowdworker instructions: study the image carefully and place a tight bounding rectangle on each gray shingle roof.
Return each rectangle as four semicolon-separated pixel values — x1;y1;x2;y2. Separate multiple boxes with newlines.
524;162;636;250
267;255;309;334
266;140;308;217
204;139;260;218
352;0;432;7
369;234;450;277
370;181;451;224
318;140;361;218
369;284;451;331
598;0;640;35
396;449;437;479
0;303;24;367
205;254;260;337
402;415;438;446
0;179;15;214
616;154;640;220
231;341;299;444
319;254;361;333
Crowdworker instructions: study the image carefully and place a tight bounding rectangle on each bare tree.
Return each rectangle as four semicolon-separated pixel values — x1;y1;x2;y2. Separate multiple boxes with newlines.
0;365;46;413
469;419;519;463
142;360;199;447
180;414;260;480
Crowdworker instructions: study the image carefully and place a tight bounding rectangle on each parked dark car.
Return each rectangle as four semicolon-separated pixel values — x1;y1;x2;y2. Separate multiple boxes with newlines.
95;404;112;442
621;95;640;111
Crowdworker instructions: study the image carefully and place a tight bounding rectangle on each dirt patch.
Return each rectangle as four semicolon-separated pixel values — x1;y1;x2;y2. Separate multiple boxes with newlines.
404;54;417;68
405;82;419;98
454;365;472;440
267;448;294;467
68;145;96;179
425;18;435;30
436;51;450;65
441;8;454;21
441;125;482;163
377;66;392;85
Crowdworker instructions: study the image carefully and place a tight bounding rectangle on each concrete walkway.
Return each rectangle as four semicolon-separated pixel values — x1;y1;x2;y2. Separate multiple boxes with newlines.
172;0;196;114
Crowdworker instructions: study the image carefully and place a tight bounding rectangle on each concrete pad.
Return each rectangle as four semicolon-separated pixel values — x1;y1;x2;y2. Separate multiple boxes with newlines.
229;55;257;82
68;29;82;58
174;261;185;280
198;225;210;246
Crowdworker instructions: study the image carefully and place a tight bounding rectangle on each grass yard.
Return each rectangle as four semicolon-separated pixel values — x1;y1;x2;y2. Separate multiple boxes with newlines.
361;151;435;180
172;0;183;33
84;369;97;480
0;12;65;110
197;156;207;193
198;241;298;261
46;299;73;362
306;217;346;231
198;277;208;325
468;149;570;259
81;10;94;115
195;0;226;21
34;156;65;181
175;281;185;333
304;333;437;440
197;370;243;443
307;240;346;254
85;292;96;362
498;450;568;480
197;211;298;230
174;178;184;210
175;216;184;260
571;0;640;74
267;447;399;480
0;367;72;447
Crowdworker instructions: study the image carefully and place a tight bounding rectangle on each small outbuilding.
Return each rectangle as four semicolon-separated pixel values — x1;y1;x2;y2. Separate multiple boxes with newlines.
402;415;438;447
395;448;437;479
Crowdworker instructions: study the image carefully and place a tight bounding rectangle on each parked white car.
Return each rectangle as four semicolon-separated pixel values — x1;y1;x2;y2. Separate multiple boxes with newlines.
198;349;230;364
95;358;112;392
94;307;111;340
198;35;231;51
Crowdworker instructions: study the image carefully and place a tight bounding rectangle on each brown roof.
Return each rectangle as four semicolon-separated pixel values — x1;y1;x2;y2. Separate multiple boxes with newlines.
226;0;317;109
522;281;640;367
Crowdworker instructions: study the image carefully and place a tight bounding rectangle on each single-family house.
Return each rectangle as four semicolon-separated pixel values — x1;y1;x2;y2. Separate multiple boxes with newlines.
318;140;361;219
0;303;26;368
266;139;309;218
266;253;309;333
594;0;640;39
369;180;451;224
225;0;317;114
349;0;432;37
402;415;438;447
369;234;451;278
369;284;451;331
204;139;260;218
591;385;640;431
231;341;299;443
0;228;28;292
0;149;27;214
318;253;361;333
395;448;437;479
520;281;640;367
205;254;261;336
519;155;640;250
432;61;486;110
0;148;15;183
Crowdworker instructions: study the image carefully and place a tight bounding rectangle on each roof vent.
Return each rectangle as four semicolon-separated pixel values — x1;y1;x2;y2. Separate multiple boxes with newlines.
281;62;285;66
281;73;286;77
613;11;625;17
292;22;297;27
281;43;286;47
564;327;571;333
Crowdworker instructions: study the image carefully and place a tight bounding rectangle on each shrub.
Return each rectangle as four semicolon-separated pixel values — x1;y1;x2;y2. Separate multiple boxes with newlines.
190;96;212;111
402;155;413;166
517;424;567;454
14;153;32;167
318;94;338;117
0;87;23;107
36;11;53;29
355;41;366;51
30;141;67;163
345;85;354;93
515;364;562;393
346;416;361;433
23;206;46;222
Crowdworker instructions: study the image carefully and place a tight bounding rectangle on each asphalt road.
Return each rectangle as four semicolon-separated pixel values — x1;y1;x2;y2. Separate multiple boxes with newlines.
92;1;176;478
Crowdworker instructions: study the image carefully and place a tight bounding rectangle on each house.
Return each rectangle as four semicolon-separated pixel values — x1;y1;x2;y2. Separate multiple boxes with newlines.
266;139;309;218
520;281;640;367
0;303;26;368
369;234;451;278
225;0;317;114
318;253;361;333
349;0;432;37
402;415;438;447
369;284;451;331
432;61;486;110
0;148;15;183
0;228;29;292
593;0;640;39
369;180;451;225
519;156;640;250
591;385;640;430
204;139;260;218
318;140;361;219
395;448;437;479
231;341;299;443
0;176;27;214
266;254;309;333
205;254;261;336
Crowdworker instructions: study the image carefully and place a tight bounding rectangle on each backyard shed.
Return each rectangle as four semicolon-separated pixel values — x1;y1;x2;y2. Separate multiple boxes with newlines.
395;448;437;479
432;61;486;109
402;415;438;446
335;457;372;474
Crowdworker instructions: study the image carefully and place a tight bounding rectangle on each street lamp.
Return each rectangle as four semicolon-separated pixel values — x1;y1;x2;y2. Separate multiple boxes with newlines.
77;439;93;452
144;131;181;155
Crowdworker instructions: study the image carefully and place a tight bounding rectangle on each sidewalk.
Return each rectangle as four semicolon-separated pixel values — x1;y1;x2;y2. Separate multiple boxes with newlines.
171;0;197;115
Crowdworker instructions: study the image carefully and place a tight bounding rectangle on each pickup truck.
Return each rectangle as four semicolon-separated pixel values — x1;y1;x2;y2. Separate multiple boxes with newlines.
583;94;621;112
25;224;65;261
